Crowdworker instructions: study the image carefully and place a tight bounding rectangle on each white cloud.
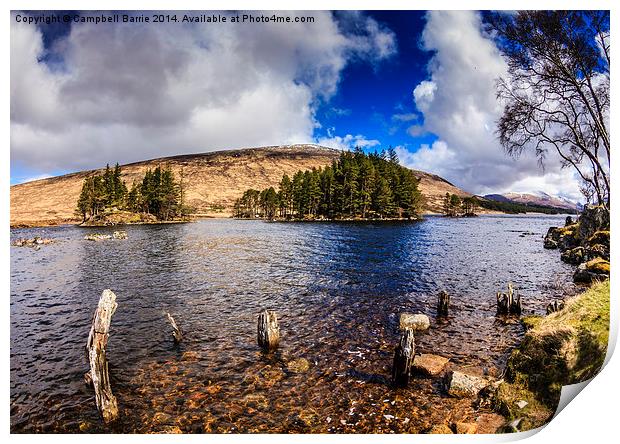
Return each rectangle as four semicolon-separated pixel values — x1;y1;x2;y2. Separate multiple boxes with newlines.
400;11;582;202
316;133;380;151
11;11;394;175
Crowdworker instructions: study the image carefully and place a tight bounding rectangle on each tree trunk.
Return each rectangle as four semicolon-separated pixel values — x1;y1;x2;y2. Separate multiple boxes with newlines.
85;289;119;423
166;312;183;343
257;310;279;351
391;328;415;387
437;290;450;316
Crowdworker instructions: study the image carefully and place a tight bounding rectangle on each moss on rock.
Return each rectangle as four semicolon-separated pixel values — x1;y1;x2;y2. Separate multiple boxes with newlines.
585;257;610;274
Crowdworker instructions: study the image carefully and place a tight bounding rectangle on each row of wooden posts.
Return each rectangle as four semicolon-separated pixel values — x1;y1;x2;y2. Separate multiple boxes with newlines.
85;284;527;422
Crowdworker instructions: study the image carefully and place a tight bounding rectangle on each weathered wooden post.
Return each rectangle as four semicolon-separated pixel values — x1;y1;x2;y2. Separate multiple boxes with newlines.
257;310;279;351
546;300;565;315
85;289;119;423
437;290;450;316
497;283;522;315
508;283;522;315
496;291;509;315
166;312;183;343
391;328;415;387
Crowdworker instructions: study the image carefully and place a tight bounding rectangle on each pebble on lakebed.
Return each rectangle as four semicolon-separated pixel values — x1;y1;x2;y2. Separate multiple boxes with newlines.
287;358;310;373
445;370;492;398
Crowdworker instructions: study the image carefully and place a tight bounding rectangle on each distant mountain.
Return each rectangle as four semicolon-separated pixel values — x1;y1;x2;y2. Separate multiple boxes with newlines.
484;192;581;212
10;144;472;227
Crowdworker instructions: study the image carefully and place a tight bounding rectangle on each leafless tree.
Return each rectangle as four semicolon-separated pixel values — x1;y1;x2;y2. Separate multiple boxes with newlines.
490;11;610;210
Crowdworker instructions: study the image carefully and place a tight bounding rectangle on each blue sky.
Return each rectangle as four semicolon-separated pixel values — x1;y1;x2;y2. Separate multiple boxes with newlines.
313;11;437;150
10;10;585;200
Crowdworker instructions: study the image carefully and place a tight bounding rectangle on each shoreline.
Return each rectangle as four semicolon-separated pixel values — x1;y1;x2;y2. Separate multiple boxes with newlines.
493;279;610;431
10;211;577;229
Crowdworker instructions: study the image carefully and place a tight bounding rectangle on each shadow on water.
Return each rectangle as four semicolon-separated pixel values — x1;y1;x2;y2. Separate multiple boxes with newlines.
10;216;576;433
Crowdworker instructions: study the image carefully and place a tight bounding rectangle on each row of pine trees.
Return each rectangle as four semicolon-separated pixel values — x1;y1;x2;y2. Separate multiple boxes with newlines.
76;164;185;221
234;148;423;220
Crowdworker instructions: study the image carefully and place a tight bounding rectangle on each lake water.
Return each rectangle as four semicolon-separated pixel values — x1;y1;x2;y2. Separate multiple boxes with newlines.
10;215;575;433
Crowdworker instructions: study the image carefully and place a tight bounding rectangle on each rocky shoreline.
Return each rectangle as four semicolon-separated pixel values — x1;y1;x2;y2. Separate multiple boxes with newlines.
543;206;610;283
493;280;609;431
491;205;611;432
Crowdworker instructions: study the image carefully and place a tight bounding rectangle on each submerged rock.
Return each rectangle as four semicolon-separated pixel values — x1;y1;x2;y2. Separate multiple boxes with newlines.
399;313;430;331
84;231;128;241
287;358;310;374
445;370;490;398
84;233;112;241
12;236;54;248
412;354;449;376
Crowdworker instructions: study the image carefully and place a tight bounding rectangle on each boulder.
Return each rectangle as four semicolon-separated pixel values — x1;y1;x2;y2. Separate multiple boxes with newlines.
399;313;430;331
454;422;477;434
574;258;610;283
412;354;449;376
446;370;490;398
565;216;574;226
577;206;610;241
561;247;585;265
587;230;610;248
112;230;128;239
11;237;54;248
543;238;558;249
84;233;112;241
557;231;580;251
543;227;559;249
544;226;579;251
585;243;609;261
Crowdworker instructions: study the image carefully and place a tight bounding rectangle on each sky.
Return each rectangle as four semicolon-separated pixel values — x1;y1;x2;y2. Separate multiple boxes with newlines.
10;10;585;201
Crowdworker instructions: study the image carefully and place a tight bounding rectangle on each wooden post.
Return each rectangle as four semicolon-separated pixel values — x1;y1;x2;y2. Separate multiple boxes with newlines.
86;289;119;423
546;300;565;315
496;291;509;315
508;283;522;315
391;328;415;387
437;290;450;316
166;312;183;343
257;310;279;351
497;283;522;315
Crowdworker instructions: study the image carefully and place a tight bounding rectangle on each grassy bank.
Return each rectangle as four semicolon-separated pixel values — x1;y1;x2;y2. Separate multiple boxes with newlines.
494;279;610;431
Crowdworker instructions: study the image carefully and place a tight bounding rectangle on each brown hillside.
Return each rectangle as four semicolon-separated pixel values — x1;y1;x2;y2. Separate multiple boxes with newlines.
10;144;471;227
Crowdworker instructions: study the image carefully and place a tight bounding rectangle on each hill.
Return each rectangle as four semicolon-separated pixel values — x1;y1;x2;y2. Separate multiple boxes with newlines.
10;144;474;227
484;192;580;212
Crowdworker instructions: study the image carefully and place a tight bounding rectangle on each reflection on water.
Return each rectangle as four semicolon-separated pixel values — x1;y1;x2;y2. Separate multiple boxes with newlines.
10;216;575;433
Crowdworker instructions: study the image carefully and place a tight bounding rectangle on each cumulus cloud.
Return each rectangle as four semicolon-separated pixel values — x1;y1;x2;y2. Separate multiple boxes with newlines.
400;11;582;201
11;11;395;176
316;132;380;151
